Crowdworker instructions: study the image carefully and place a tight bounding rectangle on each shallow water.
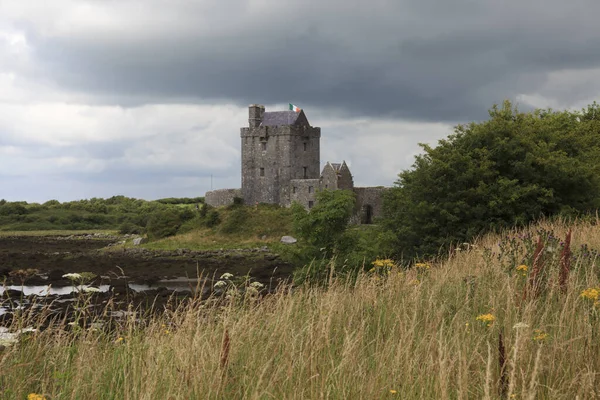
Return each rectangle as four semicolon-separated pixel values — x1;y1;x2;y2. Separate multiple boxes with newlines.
0;278;208;297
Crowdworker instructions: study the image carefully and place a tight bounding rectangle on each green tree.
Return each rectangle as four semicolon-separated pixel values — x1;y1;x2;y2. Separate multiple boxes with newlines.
292;189;356;256
384;101;600;259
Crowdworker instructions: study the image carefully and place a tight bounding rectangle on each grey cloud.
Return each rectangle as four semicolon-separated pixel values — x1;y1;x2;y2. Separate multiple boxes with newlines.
19;0;600;122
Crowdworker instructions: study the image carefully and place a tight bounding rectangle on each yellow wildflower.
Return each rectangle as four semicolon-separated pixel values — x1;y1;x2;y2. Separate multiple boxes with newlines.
372;259;395;268
533;329;549;342
390;390;397;394
28;394;46;400
581;288;600;302
115;337;124;343
476;313;495;326
516;265;528;277
415;262;431;270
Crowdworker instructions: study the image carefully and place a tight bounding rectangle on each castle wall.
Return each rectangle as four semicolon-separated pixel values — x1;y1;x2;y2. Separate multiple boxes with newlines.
241;124;320;206
353;187;389;224
321;165;338;190
288;179;320;209
337;163;354;190
205;188;242;207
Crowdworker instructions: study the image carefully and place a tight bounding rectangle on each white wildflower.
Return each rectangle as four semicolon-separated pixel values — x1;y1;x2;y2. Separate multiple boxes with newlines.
220;273;234;280
83;287;102;293
213;280;227;289
250;281;264;289
513;322;530;330
62;273;82;280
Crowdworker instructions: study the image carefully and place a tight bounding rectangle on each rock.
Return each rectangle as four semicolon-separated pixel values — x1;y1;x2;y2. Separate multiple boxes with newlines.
48;269;67;281
0;344;5;352
2;289;23;299
280;236;297;244
132;237;147;246
109;279;130;294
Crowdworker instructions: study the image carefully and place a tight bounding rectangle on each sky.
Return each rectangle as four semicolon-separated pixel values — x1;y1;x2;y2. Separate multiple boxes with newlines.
2;0;600;203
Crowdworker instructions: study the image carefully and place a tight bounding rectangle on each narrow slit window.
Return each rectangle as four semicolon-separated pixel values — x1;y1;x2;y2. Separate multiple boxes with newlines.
261;142;266;151
303;142;307;151
308;201;314;209
308;186;314;193
260;168;265;177
293;187;297;194
303;167;307;179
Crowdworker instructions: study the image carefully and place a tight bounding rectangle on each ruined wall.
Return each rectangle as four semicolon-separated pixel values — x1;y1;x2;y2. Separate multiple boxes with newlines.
288;179;320;209
205;188;242;207
353;187;389;224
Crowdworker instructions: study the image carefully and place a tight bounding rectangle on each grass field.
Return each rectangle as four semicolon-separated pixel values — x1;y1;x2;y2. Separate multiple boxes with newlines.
2;217;600;399
0;229;118;237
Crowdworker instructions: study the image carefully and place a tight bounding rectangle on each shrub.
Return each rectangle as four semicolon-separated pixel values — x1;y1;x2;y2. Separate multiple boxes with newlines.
146;210;182;240
219;207;249;234
119;222;143;235
384;101;600;259
205;210;221;228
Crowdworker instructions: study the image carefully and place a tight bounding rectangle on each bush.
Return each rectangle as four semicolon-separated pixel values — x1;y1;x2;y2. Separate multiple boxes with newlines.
218;207;249;234
119;222;143;235
0;203;28;216
383;101;600;259
146;210;182;240
292;190;356;257
205;210;221;228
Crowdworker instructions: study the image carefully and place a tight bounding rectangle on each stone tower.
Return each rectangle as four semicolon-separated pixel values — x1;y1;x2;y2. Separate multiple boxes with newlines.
240;104;321;205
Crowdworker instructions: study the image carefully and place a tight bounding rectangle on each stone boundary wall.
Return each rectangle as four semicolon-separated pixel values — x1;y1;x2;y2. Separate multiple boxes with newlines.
353;187;389;223
205;188;242;207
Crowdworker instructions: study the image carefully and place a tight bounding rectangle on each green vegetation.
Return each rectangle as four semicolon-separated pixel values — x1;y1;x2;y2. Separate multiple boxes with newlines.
139;204;294;251
0;196;203;233
3;218;600;398
384;101;600;259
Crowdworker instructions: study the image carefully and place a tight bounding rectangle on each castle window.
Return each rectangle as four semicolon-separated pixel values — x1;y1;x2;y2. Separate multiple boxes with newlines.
325;184;328;189
293;187;297;194
303;167;307;179
308;186;314;193
260;168;265;177
308;201;314;209
261;142;266;151
303;142;307;151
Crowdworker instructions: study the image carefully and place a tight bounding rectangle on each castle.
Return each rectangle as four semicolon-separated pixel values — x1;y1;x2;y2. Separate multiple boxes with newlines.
205;104;387;223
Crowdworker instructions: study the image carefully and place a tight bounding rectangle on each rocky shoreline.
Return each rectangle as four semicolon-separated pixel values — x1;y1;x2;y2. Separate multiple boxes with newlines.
0;234;294;332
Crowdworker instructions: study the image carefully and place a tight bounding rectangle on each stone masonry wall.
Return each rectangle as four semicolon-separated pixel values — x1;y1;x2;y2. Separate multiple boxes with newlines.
288;179;320;209
205;188;242;207
241;124;320;206
353;187;389;223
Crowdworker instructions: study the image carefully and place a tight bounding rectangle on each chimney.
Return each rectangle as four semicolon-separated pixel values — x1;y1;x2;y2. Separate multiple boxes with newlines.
249;104;265;128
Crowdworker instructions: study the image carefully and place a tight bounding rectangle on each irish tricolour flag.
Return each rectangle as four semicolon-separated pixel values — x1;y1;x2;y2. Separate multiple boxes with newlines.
289;103;301;112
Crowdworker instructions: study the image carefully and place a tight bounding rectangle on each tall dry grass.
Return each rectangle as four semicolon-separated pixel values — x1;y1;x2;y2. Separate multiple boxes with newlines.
2;217;600;399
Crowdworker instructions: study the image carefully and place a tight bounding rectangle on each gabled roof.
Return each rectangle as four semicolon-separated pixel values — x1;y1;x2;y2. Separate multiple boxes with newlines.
330;163;342;172
261;110;310;127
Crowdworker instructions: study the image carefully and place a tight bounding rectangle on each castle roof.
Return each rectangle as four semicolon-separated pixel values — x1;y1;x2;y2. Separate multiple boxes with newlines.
330;163;342;171
261;110;309;127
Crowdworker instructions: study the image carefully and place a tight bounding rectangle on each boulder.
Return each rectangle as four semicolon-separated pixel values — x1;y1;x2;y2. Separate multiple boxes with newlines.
47;269;67;281
132;237;148;246
280;236;297;244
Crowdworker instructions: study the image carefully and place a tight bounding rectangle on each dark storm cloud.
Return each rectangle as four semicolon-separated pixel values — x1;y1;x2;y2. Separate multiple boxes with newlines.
20;0;600;123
